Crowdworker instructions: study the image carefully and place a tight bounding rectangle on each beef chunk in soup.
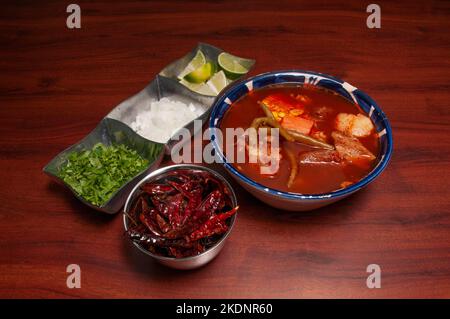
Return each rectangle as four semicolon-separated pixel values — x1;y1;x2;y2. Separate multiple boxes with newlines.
332;131;376;162
299;150;341;164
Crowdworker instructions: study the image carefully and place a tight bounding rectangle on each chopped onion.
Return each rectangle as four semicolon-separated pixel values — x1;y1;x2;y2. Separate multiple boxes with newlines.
131;97;204;143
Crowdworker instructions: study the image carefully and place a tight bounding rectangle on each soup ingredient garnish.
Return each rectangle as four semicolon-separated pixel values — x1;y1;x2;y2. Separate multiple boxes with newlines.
258;101;276;120
262;94;305;115
259;95;334;149
177;50;206;80
186;70;228;96
218;52;253;80
285;129;334;150
205;70;228;95
299;149;341;165
251;115;334;149
192;82;216;96
261;93;312;134
251;117;295;142
255;101;335;149
285;148;298;188
125;170;238;258
335;113;374;137
58;143;149;206
130;97;204;143
332;131;375;162
282;116;314;135
256;93;373;186
246;132;281;175
179;78;204;93
184;62;215;83
297;133;375;167
178;50;252;96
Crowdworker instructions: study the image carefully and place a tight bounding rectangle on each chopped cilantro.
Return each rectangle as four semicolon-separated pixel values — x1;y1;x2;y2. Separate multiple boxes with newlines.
58;143;149;206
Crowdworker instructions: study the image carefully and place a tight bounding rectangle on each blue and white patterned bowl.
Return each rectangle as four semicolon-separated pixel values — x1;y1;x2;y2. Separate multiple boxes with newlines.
209;70;393;211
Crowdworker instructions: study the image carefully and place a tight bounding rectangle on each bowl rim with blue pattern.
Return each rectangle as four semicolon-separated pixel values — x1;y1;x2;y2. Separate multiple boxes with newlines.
209;70;393;200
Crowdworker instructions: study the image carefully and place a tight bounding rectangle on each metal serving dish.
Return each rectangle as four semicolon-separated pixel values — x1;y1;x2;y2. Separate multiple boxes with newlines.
43;118;165;214
123;164;238;270
106;75;214;154
109;42;255;153
44;43;254;214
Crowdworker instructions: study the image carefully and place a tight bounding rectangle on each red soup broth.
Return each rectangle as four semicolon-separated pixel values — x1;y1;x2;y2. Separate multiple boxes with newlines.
219;84;380;194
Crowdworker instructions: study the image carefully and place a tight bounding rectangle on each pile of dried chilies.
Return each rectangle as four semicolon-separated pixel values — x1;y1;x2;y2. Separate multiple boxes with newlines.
125;169;238;258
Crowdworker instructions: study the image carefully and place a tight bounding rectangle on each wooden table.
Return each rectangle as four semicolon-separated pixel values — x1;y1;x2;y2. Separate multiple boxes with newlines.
1;0;449;298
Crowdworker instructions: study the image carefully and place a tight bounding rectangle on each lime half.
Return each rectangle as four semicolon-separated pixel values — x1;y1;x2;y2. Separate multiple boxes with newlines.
177;50;207;80
218;52;252;80
184;62;215;84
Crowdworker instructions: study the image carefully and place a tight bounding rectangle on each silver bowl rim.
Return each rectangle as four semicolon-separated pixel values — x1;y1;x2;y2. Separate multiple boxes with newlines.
123;163;238;262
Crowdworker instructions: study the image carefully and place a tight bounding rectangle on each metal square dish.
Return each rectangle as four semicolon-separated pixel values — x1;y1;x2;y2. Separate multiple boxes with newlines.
43;118;165;214
107;44;254;153
44;43;255;213
106;75;215;153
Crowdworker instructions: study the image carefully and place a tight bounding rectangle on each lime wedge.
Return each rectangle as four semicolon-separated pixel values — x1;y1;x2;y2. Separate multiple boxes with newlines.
179;78;203;91
205;70;228;95
177;50;207;80
218;52;252;80
184;62;214;84
180;78;215;96
195;83;216;96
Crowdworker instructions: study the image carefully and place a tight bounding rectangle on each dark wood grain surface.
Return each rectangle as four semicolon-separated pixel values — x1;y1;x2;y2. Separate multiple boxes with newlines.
0;0;449;298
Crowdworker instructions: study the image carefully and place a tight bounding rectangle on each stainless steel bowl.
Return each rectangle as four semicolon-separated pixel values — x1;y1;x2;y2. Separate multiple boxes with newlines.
123;164;238;270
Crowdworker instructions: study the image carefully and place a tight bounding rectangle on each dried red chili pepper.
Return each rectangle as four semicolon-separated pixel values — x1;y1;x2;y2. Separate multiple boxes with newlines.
139;210;162;236
155;213;171;234
165;192;185;227
141;183;175;195
127;228;194;249
150;194;171;217
187;206;238;242
161;189;226;239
